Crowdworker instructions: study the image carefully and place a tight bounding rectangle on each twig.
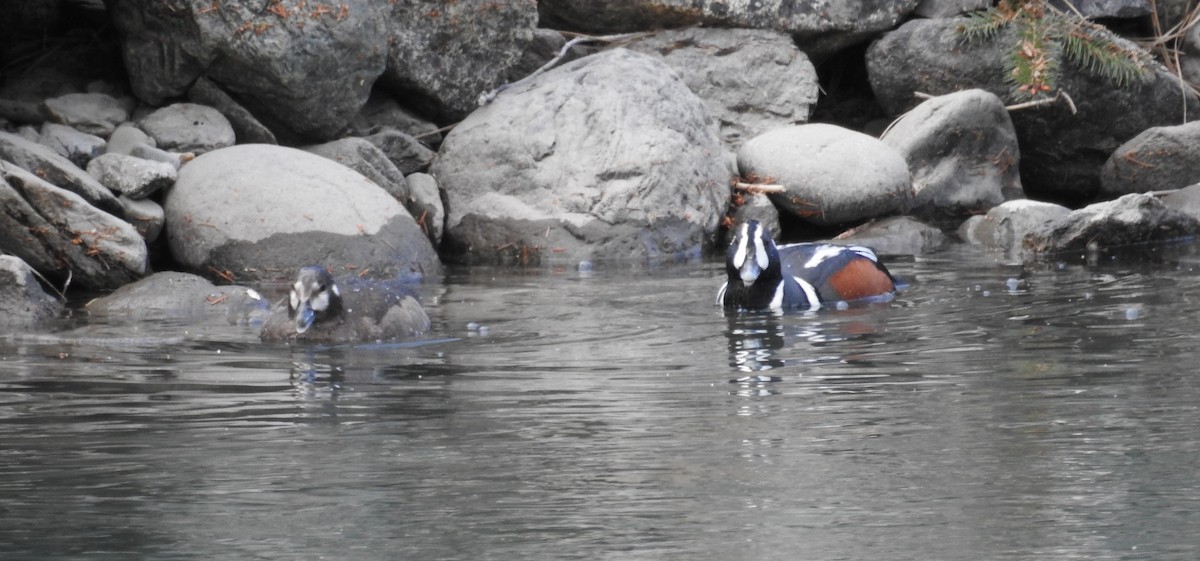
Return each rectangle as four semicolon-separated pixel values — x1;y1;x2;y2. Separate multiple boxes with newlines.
478;31;651;106
26;266;70;302
1005;89;1077;114
733;181;786;194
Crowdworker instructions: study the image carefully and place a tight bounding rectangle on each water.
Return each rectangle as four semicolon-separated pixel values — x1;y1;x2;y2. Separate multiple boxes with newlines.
3;244;1200;560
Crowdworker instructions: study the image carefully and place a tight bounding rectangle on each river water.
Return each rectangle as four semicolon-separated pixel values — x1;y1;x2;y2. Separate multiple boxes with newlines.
2;243;1200;560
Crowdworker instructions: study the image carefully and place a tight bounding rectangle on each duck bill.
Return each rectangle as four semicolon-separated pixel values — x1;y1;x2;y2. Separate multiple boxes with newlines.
739;260;761;286
294;302;316;334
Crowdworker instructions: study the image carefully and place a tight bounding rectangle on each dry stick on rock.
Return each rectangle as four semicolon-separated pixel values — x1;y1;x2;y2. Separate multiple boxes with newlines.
732;181;786;194
477;31;650;106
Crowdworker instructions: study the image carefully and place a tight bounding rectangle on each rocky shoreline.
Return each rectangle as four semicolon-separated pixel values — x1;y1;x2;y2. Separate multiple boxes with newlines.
3;0;1200;325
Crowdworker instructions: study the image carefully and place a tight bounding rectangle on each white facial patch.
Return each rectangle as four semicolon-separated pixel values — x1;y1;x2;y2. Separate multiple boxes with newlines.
731;223;750;268
753;227;769;270
289;283;301;311
804;245;844;269
309;288;331;312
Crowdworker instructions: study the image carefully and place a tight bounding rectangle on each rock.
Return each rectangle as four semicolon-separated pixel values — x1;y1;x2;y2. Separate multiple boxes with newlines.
41;92;129;137
85;271;268;325
110;0;387;141
728;194;781;245
38;123;105;168
106;122;155;154
164;144;440;283
538;0;922;61
914;0;990;17
382;0;539;122
432;49;731;264
404;172;444;246
138;103;236;154
0;130;123;217
304;137;409;201
625;27;819;149
1025;193;1200;253
187;76;277;145
833;216;947;256
362;129;435;175
350;90;442;144
1100;121;1200;198
0;255;64;326
881;89;1022;226
1161;183;1200;221
738;123;911;226
1048;0;1151;18
867;17;1199;206
119;195;165;242
966;199;1071;259
0;161;148;289
87;153;176;200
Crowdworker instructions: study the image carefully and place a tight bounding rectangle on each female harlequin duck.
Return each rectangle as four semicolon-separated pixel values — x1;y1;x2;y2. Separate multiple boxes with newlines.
260;266;430;343
717;220;897;311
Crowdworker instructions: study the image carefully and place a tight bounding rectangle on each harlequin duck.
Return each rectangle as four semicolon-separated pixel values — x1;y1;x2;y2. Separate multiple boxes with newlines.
260;266;431;343
717;220;896;311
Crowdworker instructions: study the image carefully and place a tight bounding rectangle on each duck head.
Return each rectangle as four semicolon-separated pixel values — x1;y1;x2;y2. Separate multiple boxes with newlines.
727;220;780;287
288;266;343;334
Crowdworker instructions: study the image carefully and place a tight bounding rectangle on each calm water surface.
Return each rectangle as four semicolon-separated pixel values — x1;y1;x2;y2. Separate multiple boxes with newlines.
3;244;1200;560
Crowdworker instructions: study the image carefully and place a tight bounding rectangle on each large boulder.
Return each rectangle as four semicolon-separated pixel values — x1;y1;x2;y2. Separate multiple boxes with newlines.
381;0;539;122
1100;121;1200;198
0;161;148;290
109;0;388;141
625;27;819;149
0;255;64;327
881;89;1023;226
737;124;911;226
0;130;122;217
86;271;268;326
1025;193;1200;253
432;49;732;264
538;0;921;61
867;17;1200;206
164;144;440;283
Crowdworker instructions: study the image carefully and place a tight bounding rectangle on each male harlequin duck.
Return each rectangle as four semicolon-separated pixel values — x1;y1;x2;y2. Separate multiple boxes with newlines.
717;220;897;311
260;266;431;343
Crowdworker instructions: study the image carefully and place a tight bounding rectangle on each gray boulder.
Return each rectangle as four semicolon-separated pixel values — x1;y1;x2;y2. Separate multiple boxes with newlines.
834;216;947;256
41;92;129;137
881;89;1022;226
110;0;387;141
1100;121;1200;198
362;129;435;175
382;0;538;122
164;144;440;283
432;49;731;264
119;195;166;243
914;0;990;17
0;130;123;217
625;27;819;149
404;172;445;246
0;161;148;289
86;271;268;326
87;153;177;200
138;103;236;155
1025;193;1200;253
1047;0;1151;18
867;17;1199;205
538;0;921;61
1162;183;1200;221
963;199;1071;259
738;123;911;226
304;137;409;202
39;123;105;168
0;255;64;327
187;76;278;145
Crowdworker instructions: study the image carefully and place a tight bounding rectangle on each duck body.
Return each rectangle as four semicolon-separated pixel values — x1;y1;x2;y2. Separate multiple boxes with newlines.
260;266;431;344
717;220;896;311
